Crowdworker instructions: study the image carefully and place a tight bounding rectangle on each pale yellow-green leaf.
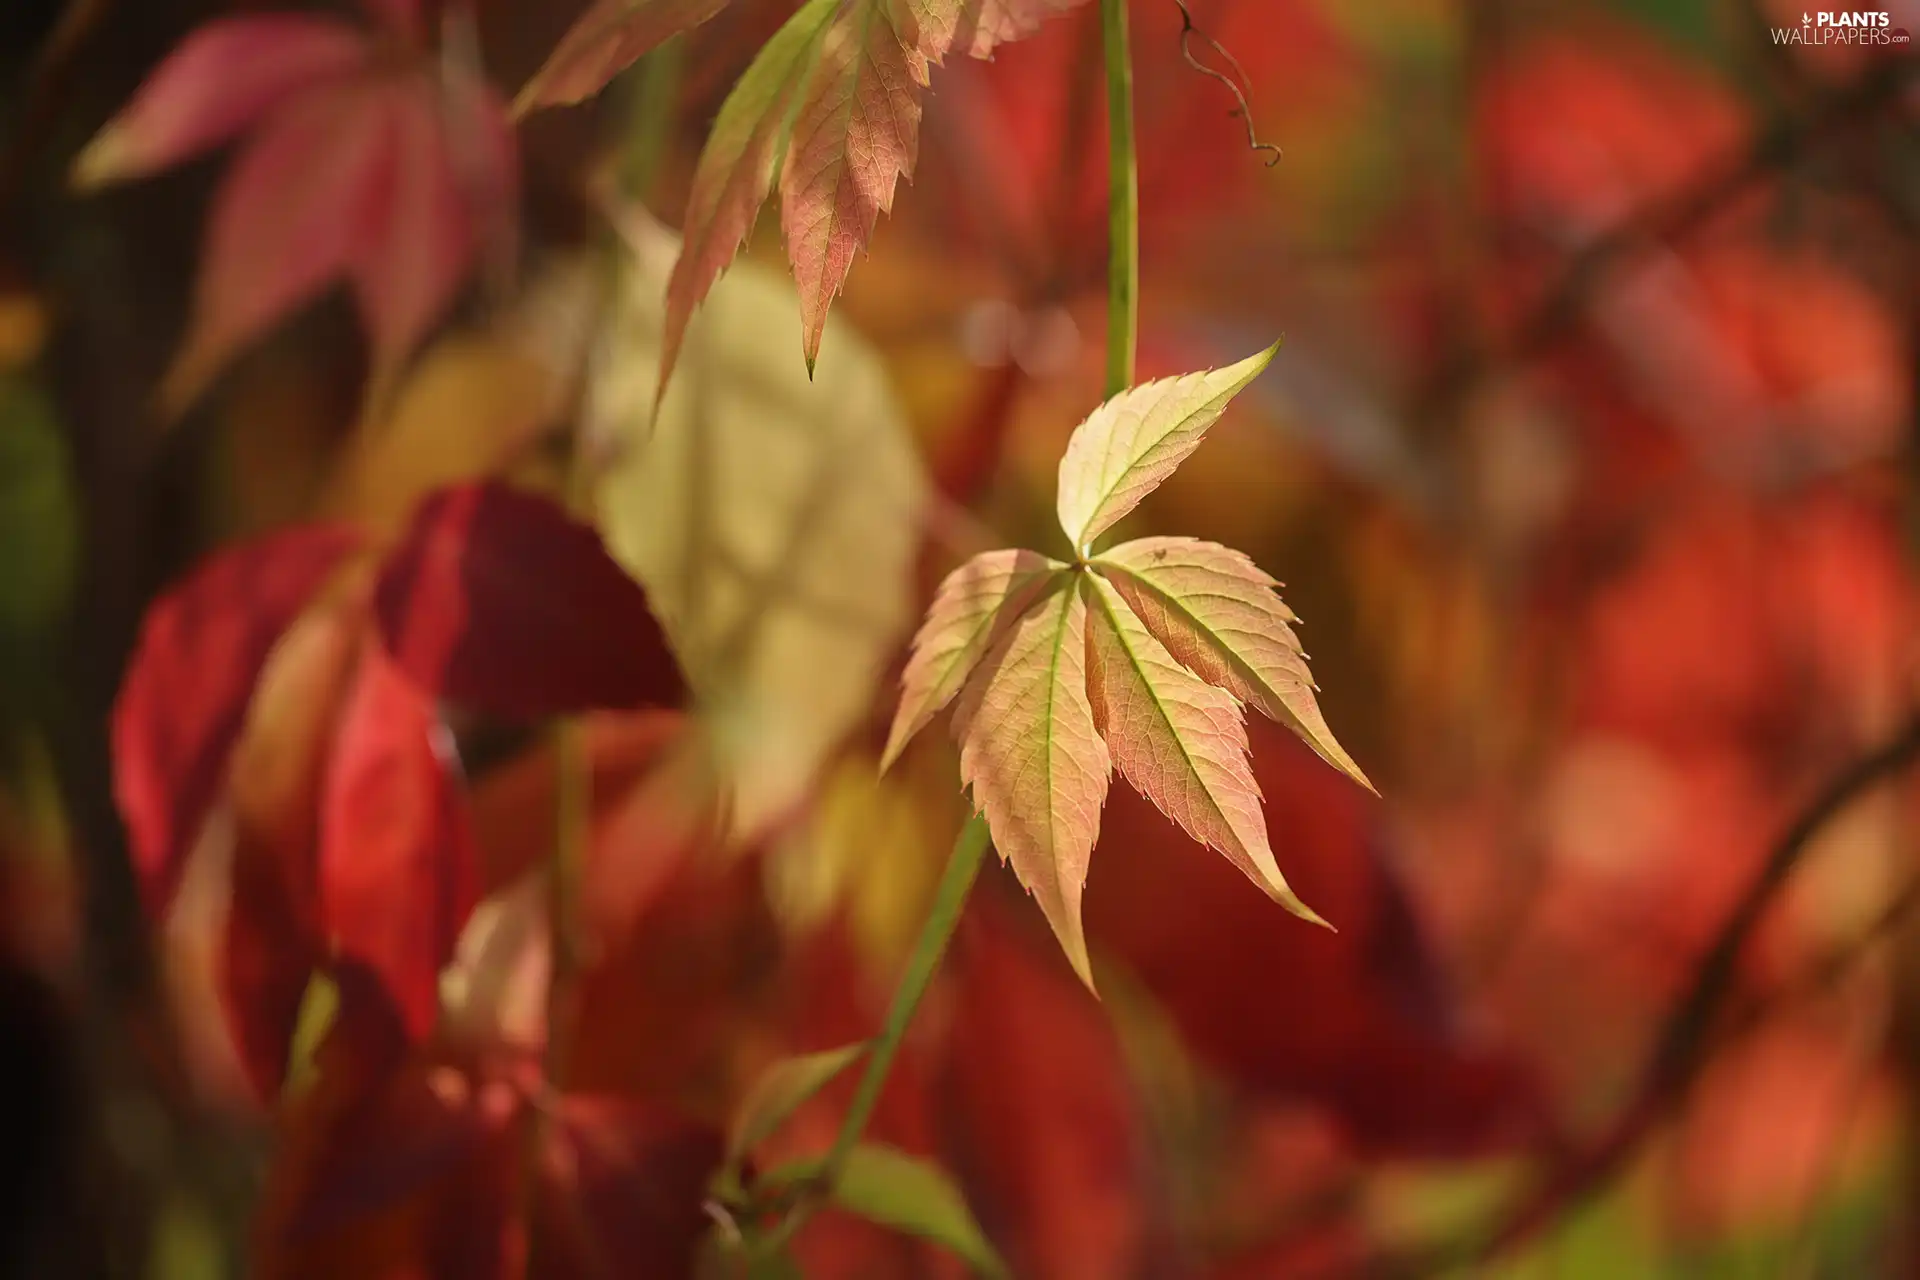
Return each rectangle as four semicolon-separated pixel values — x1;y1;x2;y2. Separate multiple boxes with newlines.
881;548;1065;773
728;1043;867;1164
953;577;1107;989
1081;574;1326;926
1095;537;1373;794
832;1143;1009;1278
1054;342;1279;556
594;218;927;836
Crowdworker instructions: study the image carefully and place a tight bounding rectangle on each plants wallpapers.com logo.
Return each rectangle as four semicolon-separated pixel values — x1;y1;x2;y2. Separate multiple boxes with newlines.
1773;11;1912;43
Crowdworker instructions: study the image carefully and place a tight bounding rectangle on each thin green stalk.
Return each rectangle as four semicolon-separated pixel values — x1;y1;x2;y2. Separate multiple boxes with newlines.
1100;0;1138;397
757;814;992;1255
824;813;990;1178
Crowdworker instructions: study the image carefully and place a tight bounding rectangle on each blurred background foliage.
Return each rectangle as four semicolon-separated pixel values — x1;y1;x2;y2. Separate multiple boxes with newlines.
0;0;1917;1275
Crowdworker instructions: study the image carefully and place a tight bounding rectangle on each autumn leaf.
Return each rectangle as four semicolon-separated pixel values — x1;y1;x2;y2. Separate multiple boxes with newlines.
954;578;1108;988
113;525;363;916
1055;342;1280;556
515;0;734;113
1081;573;1326;926
373;482;684;721
885;348;1368;987
1094;538;1374;793
318;648;479;1041
661;0;1089;390
660;0;839;396
881;548;1061;773
73;13;518;410
68;16;369;189
779;0;932;371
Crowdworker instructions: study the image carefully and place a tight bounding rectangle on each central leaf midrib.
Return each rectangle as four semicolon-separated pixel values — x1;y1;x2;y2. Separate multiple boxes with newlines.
1086;577;1233;838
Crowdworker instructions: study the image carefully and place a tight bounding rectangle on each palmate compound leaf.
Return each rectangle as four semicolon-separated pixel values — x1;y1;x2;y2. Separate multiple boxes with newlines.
661;0;1089;394
886;348;1370;989
1055;342;1280;556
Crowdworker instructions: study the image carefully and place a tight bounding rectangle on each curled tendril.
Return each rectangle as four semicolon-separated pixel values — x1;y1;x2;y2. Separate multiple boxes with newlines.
1171;0;1281;167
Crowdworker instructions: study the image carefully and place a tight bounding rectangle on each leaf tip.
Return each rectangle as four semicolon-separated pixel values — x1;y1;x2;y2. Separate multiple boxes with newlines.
70;126;130;191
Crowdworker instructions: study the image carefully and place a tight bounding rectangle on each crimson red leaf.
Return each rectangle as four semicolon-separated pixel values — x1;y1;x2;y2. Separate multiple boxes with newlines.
939;897;1157;1279
70;15;369;189
112;524;362;917
319;648;480;1040
535;1096;724;1280
1086;722;1548;1158
374;483;683;720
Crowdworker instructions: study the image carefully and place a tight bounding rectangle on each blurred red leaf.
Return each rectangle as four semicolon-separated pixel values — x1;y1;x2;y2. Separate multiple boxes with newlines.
319;648;480;1041
362;0;425;43
1087;721;1548;1158
77;12;517;408
113;524;362;919
374;483;684;721
217;588;369;1103
534;1095;724;1280
70;16;369;188
516;0;733;112
939;896;1155;1280
1475;31;1749;253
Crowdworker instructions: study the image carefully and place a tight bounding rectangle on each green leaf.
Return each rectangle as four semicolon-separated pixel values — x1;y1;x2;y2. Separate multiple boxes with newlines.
0;375;77;635
728;1043;867;1165
1054;342;1279;556
832;1143;1008;1278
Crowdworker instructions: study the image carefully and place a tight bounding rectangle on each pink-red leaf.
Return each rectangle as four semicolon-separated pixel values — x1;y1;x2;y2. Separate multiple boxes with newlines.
71;15;369;190
1095;537;1373;793
1081;574;1327;926
162;79;396;411
374;482;683;720
1054;343;1279;555
953;577;1108;988
319;648;479;1040
660;0;837;399
113;525;362;917
515;0;733;113
351;69;518;388
881;548;1063;773
780;0;931;371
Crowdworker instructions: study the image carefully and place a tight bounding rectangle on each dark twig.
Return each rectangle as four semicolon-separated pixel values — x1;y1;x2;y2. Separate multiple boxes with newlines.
1171;0;1280;167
